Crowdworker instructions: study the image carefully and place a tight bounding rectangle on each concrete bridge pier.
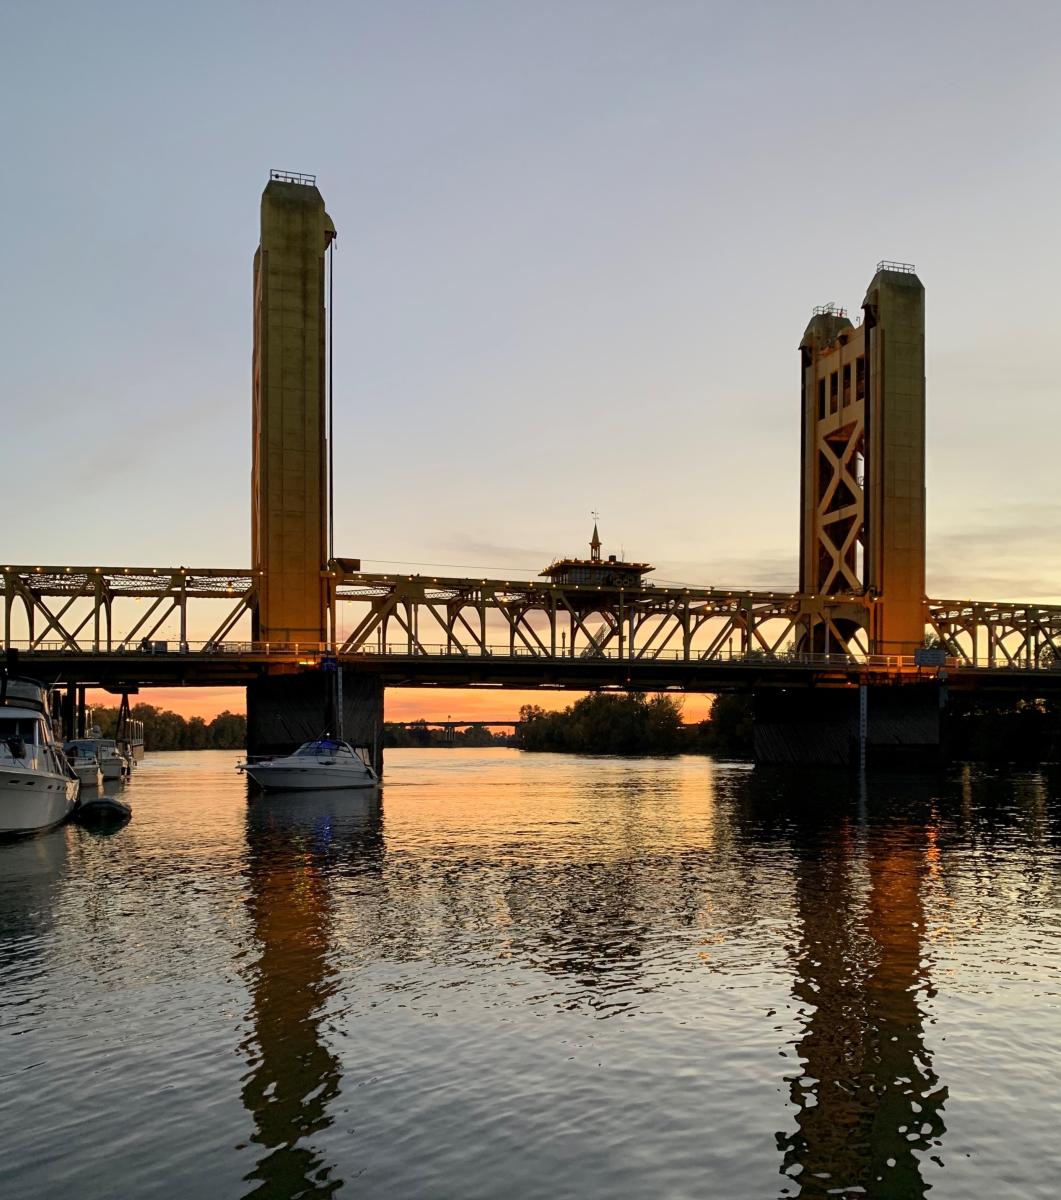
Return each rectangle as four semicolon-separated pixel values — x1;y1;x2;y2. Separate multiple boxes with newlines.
246;669;384;775
58;682;87;741
753;684;945;770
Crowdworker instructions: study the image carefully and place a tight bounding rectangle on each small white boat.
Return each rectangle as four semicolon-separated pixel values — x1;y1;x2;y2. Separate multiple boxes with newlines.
238;738;378;792
0;676;79;835
63;741;103;792
76;737;127;781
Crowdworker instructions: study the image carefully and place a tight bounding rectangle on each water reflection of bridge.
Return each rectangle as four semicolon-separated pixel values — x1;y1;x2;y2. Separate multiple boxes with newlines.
236;766;948;1196
769;777;947;1196
240;792;382;1197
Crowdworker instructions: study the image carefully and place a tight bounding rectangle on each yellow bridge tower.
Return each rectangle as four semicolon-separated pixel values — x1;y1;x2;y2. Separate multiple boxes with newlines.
251;170;335;645
799;263;926;656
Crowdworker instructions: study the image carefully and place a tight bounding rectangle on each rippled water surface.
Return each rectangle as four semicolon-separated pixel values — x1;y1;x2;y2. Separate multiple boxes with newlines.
3;750;1061;1198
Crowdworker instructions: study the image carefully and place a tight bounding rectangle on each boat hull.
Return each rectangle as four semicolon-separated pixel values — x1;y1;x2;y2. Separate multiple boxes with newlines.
243;764;377;792
71;762;102;791
0;769;79;835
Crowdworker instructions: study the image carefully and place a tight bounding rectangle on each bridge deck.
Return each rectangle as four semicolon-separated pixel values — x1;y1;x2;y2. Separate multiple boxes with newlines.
9;645;1061;697
5;564;1061;694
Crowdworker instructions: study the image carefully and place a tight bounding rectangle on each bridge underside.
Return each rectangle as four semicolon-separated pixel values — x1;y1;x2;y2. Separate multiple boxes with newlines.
14;647;1061;702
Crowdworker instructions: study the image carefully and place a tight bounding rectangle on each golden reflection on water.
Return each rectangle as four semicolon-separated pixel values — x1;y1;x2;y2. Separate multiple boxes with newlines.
7;751;1061;1198
240;791;382;1198
776;806;946;1196
234;756;956;1198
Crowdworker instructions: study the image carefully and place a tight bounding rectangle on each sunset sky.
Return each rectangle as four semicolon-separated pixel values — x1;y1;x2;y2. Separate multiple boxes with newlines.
4;2;1061;723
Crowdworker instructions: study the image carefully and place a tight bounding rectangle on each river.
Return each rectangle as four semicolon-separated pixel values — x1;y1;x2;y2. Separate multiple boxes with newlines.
1;749;1060;1198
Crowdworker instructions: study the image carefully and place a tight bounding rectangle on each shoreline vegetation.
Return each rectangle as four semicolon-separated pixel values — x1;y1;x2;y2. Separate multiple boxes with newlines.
93;705;246;751
92;694;1061;767
517;692;1061;765
517;693;754;758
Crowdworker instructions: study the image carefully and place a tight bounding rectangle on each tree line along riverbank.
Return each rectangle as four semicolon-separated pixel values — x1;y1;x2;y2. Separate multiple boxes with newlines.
515;691;1061;765
91;693;1061;764
93;705;247;751
517;693;753;757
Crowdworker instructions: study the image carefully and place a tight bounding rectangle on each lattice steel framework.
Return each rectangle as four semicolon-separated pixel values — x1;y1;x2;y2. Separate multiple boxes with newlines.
799;266;926;656
5;564;1061;676
1;566;256;653
330;572;859;663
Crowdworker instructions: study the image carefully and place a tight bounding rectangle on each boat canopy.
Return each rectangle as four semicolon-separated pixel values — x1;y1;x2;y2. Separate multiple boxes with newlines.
296;739;347;756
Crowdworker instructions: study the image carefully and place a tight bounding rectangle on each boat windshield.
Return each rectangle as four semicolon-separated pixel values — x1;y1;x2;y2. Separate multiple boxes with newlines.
0;720;63;774
295;740;350;757
0;717;41;744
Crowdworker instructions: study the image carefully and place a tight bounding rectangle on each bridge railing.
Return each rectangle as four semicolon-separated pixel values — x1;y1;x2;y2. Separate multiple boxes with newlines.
7;638;1061;673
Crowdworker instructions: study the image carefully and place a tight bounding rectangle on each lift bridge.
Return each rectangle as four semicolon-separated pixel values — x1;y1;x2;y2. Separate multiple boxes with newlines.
5;174;1060;767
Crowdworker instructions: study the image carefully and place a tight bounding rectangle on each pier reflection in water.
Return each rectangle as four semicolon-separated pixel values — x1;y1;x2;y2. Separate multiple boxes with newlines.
764;775;947;1196
2;750;1061;1199
240;790;382;1197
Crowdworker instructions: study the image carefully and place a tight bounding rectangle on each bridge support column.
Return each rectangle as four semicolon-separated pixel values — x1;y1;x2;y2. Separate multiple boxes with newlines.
63;682;75;742
753;684;944;769
246;669;384;775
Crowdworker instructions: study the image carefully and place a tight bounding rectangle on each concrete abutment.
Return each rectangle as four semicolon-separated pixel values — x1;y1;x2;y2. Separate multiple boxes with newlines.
246;669;384;774
753;684;945;769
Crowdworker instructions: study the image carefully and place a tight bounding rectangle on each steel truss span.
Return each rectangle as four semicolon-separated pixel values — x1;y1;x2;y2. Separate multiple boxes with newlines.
4;566;1061;688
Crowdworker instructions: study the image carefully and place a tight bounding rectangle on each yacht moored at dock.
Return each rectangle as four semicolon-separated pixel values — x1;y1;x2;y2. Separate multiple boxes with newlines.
0;676;79;835
76;736;128;782
63;740;103;793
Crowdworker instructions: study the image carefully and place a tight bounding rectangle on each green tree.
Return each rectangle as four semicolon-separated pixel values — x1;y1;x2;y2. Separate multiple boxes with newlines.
517;692;685;755
687;693;754;758
209;711;247;748
85;703;247;750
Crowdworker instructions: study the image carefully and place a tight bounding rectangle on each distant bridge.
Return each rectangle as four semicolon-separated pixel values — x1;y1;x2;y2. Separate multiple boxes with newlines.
386;720;520;730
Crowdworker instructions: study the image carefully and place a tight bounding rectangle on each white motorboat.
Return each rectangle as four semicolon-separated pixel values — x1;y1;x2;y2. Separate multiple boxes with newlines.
76;736;127;781
63;740;104;792
0;676;79;835
238;738;378;792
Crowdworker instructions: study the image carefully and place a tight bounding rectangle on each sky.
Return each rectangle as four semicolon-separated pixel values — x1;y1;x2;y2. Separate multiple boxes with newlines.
3;1;1061;721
